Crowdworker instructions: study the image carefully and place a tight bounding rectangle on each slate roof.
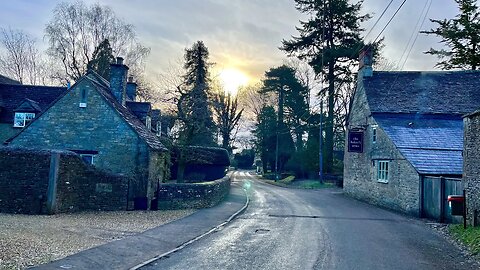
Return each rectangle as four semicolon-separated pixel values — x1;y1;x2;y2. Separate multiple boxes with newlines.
126;101;151;121
0;83;66;123
85;72;166;151
0;74;20;85
363;71;480;115
374;113;463;175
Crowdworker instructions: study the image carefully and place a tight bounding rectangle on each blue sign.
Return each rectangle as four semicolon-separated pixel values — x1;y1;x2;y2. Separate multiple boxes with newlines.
348;131;364;153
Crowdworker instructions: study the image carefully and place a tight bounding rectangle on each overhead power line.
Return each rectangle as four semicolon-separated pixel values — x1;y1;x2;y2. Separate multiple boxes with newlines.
374;0;408;43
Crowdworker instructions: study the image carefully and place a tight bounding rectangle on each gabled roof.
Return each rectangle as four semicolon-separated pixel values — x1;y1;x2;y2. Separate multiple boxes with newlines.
363;71;480;115
14;98;42;112
375;113;463;175
0;83;66;123
84;71;166;151
0;74;20;85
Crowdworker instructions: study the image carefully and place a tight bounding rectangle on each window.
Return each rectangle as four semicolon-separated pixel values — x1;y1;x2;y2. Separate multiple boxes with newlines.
156;121;161;136
79;88;87;107
80;154;94;165
146;116;152;130
377;160;389;183
13;112;35;127
70;150;98;165
372;125;377;143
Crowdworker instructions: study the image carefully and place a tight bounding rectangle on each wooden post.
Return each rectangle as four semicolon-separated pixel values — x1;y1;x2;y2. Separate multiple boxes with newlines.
46;152;60;215
440;177;445;223
463;189;467;229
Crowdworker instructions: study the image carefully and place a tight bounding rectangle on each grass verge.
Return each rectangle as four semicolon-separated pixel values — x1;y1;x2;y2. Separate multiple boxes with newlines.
262;176;334;189
449;224;480;255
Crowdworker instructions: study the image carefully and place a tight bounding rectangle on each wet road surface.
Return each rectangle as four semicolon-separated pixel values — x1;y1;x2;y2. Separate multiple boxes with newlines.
142;171;477;270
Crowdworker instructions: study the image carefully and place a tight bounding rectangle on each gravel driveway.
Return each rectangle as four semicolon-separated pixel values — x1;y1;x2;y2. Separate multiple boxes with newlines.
0;210;195;269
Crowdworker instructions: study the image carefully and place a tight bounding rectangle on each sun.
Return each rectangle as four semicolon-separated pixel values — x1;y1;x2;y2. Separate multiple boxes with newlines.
218;68;249;95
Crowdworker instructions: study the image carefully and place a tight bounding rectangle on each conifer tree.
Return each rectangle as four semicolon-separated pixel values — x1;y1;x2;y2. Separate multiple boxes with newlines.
421;0;480;70
87;39;115;80
282;0;370;173
177;41;216;146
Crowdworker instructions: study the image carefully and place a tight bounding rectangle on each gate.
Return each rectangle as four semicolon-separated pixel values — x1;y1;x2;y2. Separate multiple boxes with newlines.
422;176;463;223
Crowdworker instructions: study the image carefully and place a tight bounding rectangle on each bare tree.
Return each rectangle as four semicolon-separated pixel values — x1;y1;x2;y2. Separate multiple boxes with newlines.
213;89;243;152
0;28;47;85
45;1;150;82
237;84;276;121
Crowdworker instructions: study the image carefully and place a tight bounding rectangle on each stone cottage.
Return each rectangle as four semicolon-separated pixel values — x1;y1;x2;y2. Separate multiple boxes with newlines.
4;58;168;209
344;50;480;219
0;76;66;142
463;110;480;226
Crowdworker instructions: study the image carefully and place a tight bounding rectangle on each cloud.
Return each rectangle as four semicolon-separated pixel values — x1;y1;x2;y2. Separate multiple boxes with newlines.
0;0;465;81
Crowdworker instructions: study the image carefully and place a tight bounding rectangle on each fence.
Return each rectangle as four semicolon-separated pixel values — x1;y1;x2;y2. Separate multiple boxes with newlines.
422;176;463;223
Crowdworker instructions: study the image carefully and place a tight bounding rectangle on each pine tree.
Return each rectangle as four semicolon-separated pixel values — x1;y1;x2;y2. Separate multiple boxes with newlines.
282;0;370;173
261;65;309;152
87;39;115;80
177;41;216;146
421;0;480;70
253;105;277;173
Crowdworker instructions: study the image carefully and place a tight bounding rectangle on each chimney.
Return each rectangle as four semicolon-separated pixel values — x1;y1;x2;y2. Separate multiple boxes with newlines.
126;76;137;101
110;57;129;105
359;47;373;77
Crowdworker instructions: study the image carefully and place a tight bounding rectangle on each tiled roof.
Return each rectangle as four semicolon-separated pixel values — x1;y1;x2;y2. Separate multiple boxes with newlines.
363;71;480;115
375;113;463;175
0;83;66;123
85;72;167;151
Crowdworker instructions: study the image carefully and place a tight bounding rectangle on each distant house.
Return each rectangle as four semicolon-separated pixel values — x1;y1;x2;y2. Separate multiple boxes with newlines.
4;58;168;209
463;110;480;226
0;76;66;142
344;49;480;221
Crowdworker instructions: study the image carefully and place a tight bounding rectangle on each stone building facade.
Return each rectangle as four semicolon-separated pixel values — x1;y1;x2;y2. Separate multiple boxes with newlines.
5;58;168;209
463;111;480;226
344;50;480;217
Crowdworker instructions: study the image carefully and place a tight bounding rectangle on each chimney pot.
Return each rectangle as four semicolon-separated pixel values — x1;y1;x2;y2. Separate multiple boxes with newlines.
359;47;373;77
116;57;124;65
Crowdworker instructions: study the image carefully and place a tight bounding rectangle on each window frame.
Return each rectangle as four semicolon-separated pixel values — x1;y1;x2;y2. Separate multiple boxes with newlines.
372;125;377;143
377;160;389;183
13;112;35;127
80;154;95;165
79;88;87;107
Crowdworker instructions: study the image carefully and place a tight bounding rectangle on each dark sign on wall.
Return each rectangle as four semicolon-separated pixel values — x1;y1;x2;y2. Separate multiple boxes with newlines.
348;131;364;153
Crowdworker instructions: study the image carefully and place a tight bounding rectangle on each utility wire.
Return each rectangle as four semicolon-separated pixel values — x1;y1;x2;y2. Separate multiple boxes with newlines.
374;0;408;43
401;0;432;69
274;0;409;135
364;0;395;41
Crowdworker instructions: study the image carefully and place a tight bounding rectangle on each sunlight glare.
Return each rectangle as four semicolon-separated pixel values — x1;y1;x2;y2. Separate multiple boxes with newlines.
219;68;249;95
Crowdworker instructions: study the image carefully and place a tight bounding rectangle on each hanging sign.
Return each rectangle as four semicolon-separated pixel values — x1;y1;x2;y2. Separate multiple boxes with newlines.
348;131;364;153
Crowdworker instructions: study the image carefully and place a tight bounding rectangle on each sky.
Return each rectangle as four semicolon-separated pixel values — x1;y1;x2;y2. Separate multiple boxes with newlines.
0;0;461;87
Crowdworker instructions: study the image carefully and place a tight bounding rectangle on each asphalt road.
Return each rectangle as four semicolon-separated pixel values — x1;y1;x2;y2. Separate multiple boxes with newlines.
142;171;477;270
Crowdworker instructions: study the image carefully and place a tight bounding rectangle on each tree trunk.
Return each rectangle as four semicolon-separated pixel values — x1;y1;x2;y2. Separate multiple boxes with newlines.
325;60;335;174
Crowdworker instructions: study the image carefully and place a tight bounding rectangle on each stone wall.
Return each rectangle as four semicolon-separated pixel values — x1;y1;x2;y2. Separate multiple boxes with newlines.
0;147;128;214
0;148;51;214
344;82;421;216
157;176;230;210
463;115;480;226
